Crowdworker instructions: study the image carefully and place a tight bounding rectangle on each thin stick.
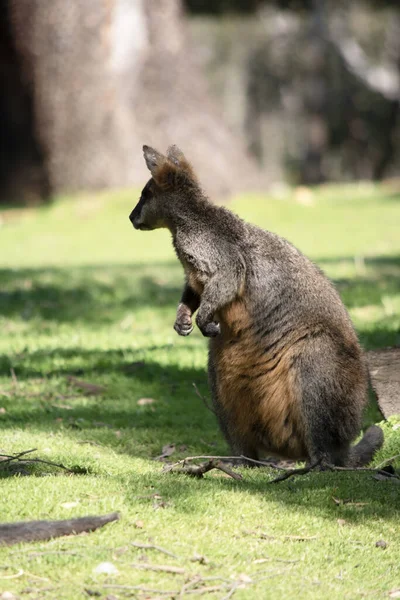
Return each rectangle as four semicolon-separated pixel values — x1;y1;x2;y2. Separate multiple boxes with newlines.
164;455;251;472
269;459;322;483
192;383;216;415
130;563;185;574
172;459;242;481
102;584;179;594
0;448;38;464
375;454;400;470
326;465;400;479
221;585;239;600
10;368;18;385
0;449;87;474
131;542;179;559
239;455;287;470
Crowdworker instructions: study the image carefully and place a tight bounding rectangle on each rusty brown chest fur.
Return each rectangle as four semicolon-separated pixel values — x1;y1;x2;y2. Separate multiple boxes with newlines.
210;297;309;460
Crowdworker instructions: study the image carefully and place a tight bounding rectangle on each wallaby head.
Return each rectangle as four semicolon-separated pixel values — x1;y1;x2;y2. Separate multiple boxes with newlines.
129;145;198;231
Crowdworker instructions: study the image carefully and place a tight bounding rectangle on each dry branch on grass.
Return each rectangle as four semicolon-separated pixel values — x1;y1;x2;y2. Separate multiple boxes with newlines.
164;458;243;480
0;513;120;546
131;563;185;574
192;382;216;415
0;448;88;474
163;454;399;484
131;541;179;559
66;376;105;395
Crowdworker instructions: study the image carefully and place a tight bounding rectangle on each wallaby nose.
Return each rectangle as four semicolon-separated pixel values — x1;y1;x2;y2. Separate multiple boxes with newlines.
129;209;138;227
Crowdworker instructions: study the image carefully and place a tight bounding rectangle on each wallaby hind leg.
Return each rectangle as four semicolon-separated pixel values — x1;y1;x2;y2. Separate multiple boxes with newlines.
207;353;259;466
298;348;364;467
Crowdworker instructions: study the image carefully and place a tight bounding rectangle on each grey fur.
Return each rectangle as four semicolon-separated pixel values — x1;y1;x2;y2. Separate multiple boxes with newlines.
130;145;384;467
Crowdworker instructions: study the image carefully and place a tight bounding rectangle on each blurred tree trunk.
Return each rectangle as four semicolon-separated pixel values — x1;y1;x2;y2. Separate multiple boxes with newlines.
7;0;257;202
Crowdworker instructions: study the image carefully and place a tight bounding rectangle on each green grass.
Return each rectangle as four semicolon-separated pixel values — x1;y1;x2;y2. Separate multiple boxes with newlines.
0;183;399;599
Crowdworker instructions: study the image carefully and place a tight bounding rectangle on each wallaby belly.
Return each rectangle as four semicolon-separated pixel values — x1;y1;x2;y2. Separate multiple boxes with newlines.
210;299;308;460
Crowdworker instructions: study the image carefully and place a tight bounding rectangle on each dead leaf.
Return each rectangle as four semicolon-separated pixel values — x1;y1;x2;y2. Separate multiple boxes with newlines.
154;444;176;461
162;444;175;456
135;520;144;529
190;553;208;565
67;376;105;395
93;562;119;575
61;501;79;509
153;496;168;510
237;574;252;583
332;497;368;507
376;540;387;549
0;407;7;414
337;519;346;527
0;592;18;600
137;397;156;406
389;590;400;598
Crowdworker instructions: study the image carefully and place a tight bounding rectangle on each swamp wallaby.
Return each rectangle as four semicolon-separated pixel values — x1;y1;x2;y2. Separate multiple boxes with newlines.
129;145;383;467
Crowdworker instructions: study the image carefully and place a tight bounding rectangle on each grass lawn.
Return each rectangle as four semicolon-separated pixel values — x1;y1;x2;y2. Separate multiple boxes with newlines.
0;183;399;599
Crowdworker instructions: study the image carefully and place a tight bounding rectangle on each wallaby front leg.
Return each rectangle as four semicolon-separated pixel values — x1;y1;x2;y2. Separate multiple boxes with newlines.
196;270;243;337
174;284;200;336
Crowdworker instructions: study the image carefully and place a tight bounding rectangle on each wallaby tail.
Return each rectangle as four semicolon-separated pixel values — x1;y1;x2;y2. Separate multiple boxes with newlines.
348;425;384;467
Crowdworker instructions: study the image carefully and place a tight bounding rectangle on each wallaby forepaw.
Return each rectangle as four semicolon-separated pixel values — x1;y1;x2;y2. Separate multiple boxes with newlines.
174;304;193;336
174;319;193;336
198;320;221;337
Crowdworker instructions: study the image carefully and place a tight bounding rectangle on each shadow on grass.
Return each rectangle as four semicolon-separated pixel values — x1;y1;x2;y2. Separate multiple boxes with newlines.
126;466;400;525
0;344;397;522
0;254;399;326
0;257;398;519
0;262;182;323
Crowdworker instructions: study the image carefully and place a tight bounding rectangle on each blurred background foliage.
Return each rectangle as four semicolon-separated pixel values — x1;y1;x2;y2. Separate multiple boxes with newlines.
0;0;399;204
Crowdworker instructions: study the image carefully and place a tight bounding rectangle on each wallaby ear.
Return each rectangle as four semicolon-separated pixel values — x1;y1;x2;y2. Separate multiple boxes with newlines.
167;145;197;182
143;144;177;189
143;145;166;176
167;145;186;166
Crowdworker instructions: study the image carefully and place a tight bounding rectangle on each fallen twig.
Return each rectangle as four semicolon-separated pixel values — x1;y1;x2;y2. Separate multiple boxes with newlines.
0;449;88;474
131;541;179;559
164;453;399;485
0;513;120;546
102;584;179;594
375;454;400;470
0;448;37;465
239;455;288;470
131;562;185;574
10;367;18;385
327;464;400;479
170;459;242;481
0;568;24;579
268;459;322;483
163;455;251;472
67;376;105;395
192;383;216;414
